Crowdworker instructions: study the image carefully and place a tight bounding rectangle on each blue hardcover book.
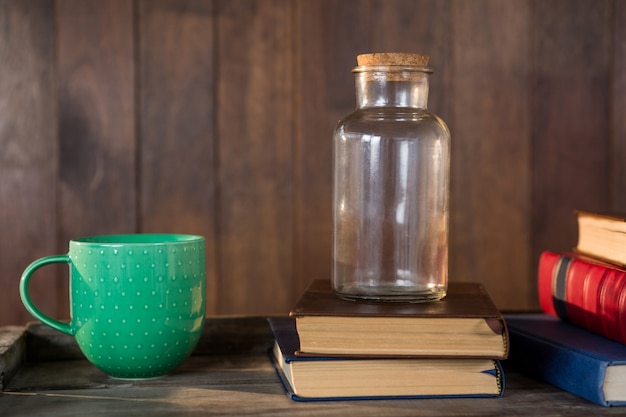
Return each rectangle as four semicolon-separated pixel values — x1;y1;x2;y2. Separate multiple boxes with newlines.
505;314;626;407
268;317;505;402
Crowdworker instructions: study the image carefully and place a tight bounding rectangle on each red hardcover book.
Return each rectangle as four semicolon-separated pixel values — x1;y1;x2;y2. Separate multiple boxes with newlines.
538;250;626;345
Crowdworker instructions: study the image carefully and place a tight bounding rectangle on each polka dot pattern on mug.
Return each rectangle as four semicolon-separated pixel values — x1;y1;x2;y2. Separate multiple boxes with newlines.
68;237;206;379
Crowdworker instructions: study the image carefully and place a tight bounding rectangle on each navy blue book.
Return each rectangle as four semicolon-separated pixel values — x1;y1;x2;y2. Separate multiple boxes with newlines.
505;314;626;407
268;317;505;401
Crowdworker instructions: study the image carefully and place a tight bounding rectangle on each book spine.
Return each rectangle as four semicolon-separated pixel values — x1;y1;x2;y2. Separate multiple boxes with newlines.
507;323;608;406
538;251;626;345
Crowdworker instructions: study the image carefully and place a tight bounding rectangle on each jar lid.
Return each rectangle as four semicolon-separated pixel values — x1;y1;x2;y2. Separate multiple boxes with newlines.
357;53;429;67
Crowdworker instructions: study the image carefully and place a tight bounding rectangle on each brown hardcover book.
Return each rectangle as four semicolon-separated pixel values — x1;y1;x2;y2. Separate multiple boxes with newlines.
268;317;504;401
289;280;508;359
575;210;626;267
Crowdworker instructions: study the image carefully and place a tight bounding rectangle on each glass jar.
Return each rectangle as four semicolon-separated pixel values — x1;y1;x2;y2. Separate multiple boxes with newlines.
332;53;450;302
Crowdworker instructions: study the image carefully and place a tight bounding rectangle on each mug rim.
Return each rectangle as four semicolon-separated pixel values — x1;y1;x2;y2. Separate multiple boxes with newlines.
71;234;204;246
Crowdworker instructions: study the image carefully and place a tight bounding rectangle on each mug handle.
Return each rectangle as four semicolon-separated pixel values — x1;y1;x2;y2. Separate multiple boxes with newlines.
20;255;74;336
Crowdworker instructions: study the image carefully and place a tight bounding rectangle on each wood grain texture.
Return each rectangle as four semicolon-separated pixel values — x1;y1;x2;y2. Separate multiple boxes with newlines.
138;0;219;314
216;0;295;314
4;318;626;416
370;0;451;119
0;326;25;390
531;0;612;265
1;0;625;325
294;0;370;297
56;0;137;235
55;0;136;317
612;0;626;212
0;0;57;324
450;0;533;309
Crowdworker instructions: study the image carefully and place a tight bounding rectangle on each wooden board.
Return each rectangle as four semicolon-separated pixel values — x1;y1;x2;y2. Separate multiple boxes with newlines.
215;0;295;314
3;318;626;416
450;0;533;309
138;0;219;314
0;326;25;390
612;0;626;212
1;0;626;325
0;0;57;325
531;0;612;263
55;0;137;316
370;0;451;118
294;0;370;296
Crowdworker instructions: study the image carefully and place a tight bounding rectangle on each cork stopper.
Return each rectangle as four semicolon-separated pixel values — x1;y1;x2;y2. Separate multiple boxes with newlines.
357;53;429;67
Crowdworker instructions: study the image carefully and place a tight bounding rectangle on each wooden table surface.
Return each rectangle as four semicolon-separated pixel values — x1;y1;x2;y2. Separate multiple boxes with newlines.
2;316;626;417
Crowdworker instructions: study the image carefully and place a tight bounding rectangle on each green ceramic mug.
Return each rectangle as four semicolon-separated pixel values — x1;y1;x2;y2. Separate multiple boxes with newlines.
20;234;206;379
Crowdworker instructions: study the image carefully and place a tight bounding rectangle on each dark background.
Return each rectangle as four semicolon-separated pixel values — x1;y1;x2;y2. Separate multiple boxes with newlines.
1;0;624;325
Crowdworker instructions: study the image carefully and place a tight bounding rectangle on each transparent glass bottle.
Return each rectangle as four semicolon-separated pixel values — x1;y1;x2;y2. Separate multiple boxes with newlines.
332;53;450;302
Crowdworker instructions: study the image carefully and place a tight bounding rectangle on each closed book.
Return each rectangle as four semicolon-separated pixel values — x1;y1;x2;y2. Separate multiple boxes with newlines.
505;314;626;407
538;250;626;345
268;317;505;401
576;210;626;267
289;280;508;359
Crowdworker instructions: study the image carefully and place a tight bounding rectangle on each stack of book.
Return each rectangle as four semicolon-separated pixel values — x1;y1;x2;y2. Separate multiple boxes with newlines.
505;211;626;407
268;279;509;401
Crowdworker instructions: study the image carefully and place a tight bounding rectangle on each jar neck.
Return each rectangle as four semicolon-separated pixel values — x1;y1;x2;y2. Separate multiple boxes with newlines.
354;66;431;109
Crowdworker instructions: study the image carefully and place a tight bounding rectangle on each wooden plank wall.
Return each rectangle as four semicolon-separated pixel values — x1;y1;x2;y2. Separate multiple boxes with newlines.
1;0;624;325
